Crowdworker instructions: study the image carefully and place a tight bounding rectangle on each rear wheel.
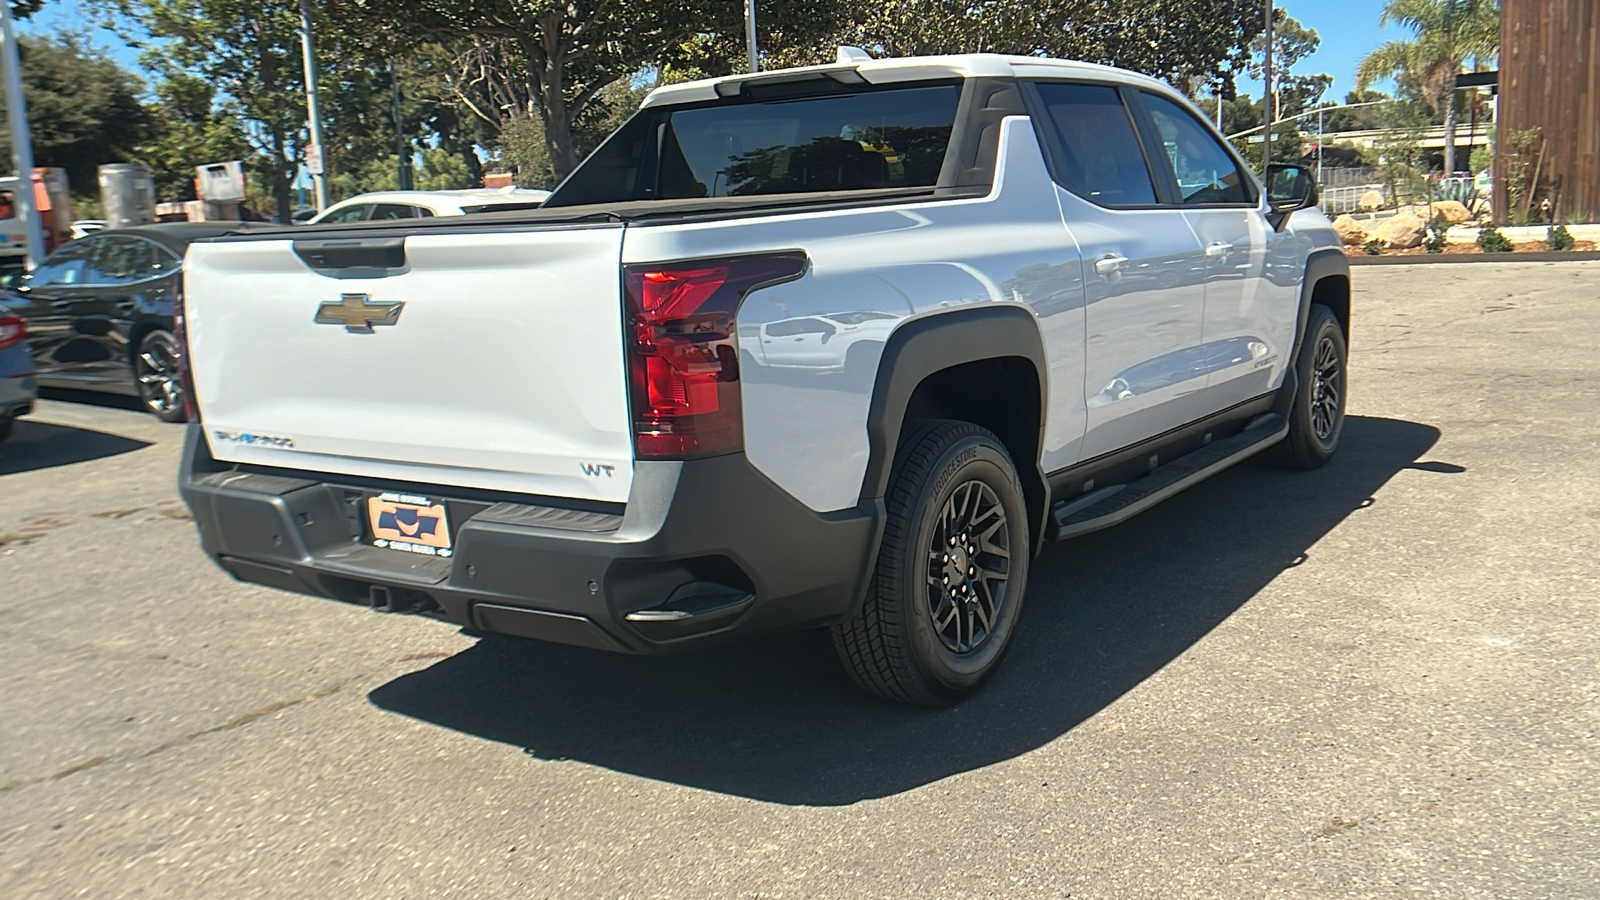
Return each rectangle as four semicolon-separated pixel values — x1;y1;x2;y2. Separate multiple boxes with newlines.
832;421;1029;706
133;329;186;423
1268;304;1346;469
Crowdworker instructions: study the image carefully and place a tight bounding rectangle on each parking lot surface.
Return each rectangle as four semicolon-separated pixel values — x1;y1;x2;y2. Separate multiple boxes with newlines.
3;263;1598;898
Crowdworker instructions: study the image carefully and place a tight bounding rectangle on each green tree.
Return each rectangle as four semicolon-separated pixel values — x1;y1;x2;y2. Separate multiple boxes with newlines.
97;0;312;217
1356;0;1500;176
0;35;152;193
328;146;474;195
821;0;1266;86
1248;14;1332;119
132;73;253;200
326;0;846;182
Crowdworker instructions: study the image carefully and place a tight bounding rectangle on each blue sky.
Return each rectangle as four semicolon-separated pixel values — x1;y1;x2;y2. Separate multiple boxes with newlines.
1235;0;1404;98
22;0;1405;99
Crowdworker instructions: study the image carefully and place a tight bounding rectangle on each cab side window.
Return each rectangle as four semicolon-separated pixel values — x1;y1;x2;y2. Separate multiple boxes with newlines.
1032;82;1159;207
1139;92;1255;206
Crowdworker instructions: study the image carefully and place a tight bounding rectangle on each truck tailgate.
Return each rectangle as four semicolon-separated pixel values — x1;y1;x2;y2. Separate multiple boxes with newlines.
183;226;634;503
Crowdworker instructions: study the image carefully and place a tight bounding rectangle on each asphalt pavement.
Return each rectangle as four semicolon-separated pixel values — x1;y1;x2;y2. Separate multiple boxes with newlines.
2;263;1598;898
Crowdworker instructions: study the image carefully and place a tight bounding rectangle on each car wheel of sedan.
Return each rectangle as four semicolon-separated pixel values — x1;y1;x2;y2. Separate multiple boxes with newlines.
133;329;187;423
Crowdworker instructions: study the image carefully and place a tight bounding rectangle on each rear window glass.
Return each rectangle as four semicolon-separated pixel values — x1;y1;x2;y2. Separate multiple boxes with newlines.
548;84;961;206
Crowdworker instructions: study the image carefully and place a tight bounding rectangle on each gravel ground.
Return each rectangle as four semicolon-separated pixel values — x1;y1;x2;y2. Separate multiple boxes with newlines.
1;262;1597;898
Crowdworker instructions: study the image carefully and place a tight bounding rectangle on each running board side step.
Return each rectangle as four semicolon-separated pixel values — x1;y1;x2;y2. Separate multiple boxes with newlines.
1047;413;1289;540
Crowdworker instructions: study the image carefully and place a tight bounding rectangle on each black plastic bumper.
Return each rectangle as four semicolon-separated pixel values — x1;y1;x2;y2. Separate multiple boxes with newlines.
178;426;883;654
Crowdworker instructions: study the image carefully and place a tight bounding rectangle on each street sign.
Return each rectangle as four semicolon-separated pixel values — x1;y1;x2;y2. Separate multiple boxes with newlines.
305;144;324;176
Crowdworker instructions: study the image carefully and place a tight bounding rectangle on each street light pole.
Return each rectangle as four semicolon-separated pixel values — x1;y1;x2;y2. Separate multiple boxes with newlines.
1261;0;1274;170
298;0;329;210
744;0;758;74
0;1;45;268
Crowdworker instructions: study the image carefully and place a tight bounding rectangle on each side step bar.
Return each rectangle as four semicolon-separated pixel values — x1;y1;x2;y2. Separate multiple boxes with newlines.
1047;413;1289;540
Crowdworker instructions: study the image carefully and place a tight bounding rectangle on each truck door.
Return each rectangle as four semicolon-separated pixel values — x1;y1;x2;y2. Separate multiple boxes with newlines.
1134;90;1296;407
1030;81;1210;460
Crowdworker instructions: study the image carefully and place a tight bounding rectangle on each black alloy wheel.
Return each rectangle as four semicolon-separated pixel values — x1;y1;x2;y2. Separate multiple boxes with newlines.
1310;334;1342;441
133;329;187;423
833;420;1029;706
1268;303;1346;469
927;480;1012;654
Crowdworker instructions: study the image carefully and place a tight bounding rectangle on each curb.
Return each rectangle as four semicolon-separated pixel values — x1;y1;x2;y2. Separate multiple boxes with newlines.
1348;251;1600;266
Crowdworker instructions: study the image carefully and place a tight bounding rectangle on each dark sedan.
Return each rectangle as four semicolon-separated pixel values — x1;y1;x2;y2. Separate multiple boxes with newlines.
2;222;264;422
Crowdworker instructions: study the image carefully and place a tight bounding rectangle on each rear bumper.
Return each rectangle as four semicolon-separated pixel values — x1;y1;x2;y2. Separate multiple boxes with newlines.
0;362;35;417
179;426;883;653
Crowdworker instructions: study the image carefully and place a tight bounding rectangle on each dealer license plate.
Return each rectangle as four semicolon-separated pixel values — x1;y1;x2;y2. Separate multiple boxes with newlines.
367;492;453;557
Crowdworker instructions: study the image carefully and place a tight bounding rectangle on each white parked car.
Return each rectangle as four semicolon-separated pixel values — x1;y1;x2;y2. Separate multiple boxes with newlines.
308;188;552;224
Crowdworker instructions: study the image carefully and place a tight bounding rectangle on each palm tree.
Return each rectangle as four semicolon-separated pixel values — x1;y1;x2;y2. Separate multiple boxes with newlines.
1356;0;1500;176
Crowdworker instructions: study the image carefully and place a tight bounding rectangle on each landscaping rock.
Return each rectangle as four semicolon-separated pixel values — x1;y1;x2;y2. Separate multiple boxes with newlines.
1332;214;1369;246
1433;200;1473;224
1374;213;1426;249
1359;190;1387;211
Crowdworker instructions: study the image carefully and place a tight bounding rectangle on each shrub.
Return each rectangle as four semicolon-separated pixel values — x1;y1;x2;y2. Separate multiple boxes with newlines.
1423;215;1451;254
1364;239;1384;256
1477;225;1513;253
1548;224;1575;252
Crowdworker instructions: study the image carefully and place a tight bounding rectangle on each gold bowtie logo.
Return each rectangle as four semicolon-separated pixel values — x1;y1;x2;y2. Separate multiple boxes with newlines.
314;293;404;333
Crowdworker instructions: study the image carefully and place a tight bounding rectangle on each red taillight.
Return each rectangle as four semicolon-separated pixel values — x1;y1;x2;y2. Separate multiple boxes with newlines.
623;253;806;459
172;275;197;421
0;315;24;350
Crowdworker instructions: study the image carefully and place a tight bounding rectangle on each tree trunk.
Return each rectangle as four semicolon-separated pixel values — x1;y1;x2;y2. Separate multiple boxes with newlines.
537;79;579;183
1442;75;1458;176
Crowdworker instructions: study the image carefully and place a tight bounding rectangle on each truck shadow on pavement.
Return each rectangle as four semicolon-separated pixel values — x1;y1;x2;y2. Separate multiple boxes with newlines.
0;420;152;476
369;415;1448;805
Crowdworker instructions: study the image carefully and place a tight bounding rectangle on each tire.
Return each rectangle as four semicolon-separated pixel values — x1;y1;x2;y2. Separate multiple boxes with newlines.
0;415;12;445
1267;304;1347;469
832;420;1030;706
132;329;187;423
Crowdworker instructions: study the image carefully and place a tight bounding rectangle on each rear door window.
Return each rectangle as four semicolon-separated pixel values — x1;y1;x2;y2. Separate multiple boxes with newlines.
549;83;962;205
1031;82;1159;206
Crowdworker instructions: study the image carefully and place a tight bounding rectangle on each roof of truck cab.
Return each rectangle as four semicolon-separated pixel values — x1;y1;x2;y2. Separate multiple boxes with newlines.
640;52;1173;109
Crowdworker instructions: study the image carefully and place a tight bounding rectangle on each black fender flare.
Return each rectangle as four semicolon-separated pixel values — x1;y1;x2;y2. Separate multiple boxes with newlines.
858;304;1051;550
1292;249;1350;364
1275;248;1350;415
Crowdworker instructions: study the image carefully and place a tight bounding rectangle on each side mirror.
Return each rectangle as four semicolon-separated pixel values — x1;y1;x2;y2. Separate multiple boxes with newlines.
1265;163;1319;230
0;271;24;292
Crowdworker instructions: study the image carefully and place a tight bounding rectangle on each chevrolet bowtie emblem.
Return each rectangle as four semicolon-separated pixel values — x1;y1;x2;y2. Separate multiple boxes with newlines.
315;293;404;333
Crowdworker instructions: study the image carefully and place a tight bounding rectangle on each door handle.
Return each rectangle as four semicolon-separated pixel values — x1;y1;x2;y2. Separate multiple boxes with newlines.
1205;241;1234;259
1093;255;1130;277
51;299;73;310
116;299;136;312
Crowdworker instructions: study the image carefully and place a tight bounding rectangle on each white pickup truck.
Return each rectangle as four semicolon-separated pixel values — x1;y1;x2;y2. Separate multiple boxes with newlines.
178;51;1349;705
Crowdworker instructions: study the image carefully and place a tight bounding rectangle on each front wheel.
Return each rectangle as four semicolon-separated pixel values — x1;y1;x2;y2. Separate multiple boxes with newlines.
1268;304;1347;469
832;421;1029;706
132;329;187;423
